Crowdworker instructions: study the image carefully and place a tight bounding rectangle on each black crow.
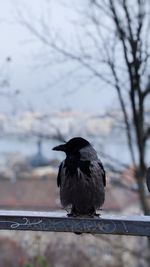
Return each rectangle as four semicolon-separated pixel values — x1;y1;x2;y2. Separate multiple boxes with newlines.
52;137;106;217
146;167;150;192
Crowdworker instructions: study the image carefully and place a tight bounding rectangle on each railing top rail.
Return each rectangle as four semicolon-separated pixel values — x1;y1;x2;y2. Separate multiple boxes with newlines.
0;210;149;236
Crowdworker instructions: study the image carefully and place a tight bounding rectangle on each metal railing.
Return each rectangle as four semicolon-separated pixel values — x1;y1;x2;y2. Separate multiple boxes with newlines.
0;210;149;236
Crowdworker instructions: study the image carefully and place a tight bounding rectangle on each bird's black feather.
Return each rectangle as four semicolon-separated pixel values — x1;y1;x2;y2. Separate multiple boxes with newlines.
79;160;91;177
64;154;91;178
64;154;79;177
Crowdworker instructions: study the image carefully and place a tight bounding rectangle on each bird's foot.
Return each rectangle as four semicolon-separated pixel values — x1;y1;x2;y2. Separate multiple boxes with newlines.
67;212;78;217
88;212;99;218
88;207;100;217
67;206;80;217
94;213;100;217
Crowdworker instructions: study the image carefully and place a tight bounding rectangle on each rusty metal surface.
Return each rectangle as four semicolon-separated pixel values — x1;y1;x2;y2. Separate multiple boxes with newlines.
0;210;149;236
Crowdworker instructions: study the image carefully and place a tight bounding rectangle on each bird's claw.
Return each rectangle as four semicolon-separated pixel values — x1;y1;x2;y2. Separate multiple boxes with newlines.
67;212;78;217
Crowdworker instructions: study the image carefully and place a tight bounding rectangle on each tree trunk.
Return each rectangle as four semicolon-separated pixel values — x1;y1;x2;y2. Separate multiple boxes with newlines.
135;141;150;215
135;163;150;251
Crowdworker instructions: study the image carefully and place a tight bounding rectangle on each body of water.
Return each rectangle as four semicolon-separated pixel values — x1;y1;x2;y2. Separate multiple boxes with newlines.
0;136;149;168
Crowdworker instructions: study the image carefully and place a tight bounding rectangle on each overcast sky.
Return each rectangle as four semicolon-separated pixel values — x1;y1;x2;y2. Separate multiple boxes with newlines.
0;0;116;116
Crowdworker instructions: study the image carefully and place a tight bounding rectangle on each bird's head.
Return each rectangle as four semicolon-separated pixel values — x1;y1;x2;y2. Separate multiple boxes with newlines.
52;137;90;155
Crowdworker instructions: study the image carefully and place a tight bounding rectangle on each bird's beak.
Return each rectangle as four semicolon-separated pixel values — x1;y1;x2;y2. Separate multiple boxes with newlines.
52;144;66;152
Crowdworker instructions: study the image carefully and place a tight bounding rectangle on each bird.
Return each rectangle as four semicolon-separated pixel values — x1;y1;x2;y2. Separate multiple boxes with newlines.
146;167;150;192
52;137;106;217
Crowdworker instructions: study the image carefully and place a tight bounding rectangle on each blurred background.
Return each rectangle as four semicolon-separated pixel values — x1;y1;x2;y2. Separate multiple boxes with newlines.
0;0;150;266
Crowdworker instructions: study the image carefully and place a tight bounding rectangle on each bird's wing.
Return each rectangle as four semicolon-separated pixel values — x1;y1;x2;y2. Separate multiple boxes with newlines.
98;161;106;187
57;162;63;187
79;159;106;187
